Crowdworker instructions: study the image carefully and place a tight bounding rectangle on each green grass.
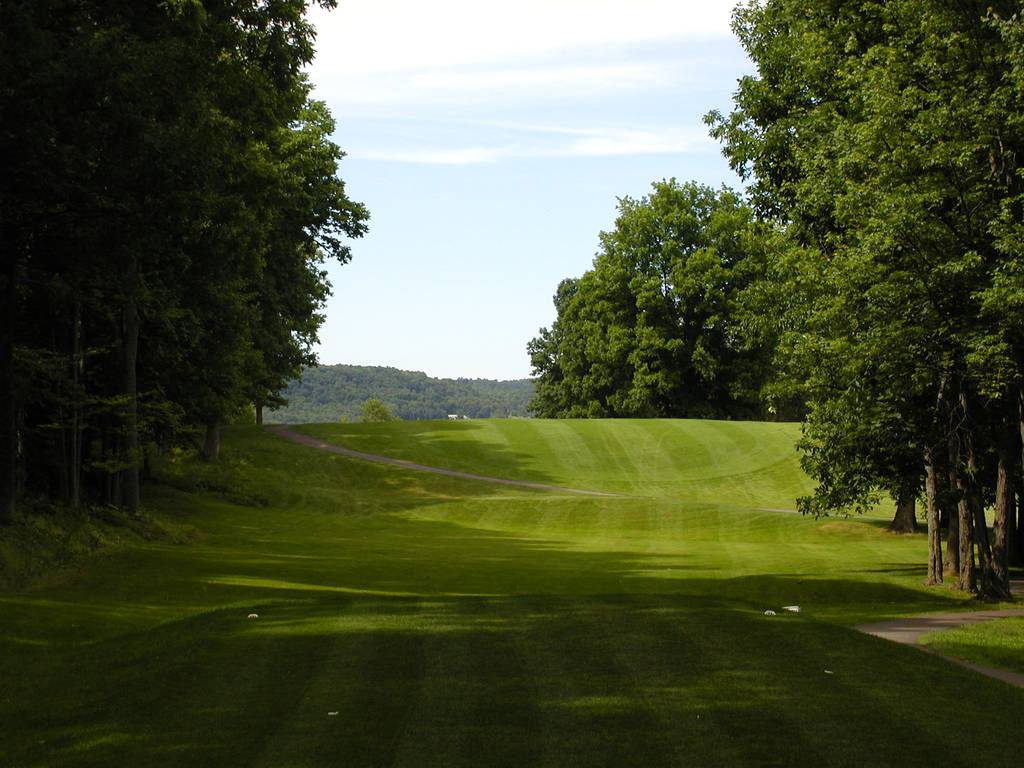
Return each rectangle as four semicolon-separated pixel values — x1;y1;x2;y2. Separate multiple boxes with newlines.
1;420;1021;767
297;418;813;506
920;618;1024;675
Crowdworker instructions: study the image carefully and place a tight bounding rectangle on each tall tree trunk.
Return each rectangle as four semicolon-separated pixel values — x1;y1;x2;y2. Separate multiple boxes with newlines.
957;487;976;593
202;420;220;461
944;457;960;577
52;320;69;504
1016;394;1024;566
889;484;918;533
70;299;81;510
1009;478;1020;568
968;480;999;598
58;407;68;504
962;420;1003;599
109;433;122;507
255;402;263;426
993;413;1016;593
120;295;140;513
924;448;943;584
102;429;112;505
0;254;16;524
951;432;975;592
1017;487;1024;567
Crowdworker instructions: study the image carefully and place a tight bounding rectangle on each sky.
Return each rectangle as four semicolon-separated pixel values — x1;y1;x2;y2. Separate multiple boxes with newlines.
305;0;752;380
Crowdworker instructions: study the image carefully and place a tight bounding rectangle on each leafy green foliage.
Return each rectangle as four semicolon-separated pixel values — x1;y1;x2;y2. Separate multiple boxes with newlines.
0;0;366;514
529;180;774;419
708;0;1024;594
359;398;397;423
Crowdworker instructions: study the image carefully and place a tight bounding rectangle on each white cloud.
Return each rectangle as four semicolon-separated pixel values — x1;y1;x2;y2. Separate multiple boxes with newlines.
305;2;744;164
353;125;714;164
562;128;714;157
309;0;738;77
315;60;676;107
410;62;666;94
359;146;510;164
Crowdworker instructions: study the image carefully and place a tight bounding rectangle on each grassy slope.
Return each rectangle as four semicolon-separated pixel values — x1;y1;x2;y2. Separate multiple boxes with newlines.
297;418;812;505
1;421;1021;767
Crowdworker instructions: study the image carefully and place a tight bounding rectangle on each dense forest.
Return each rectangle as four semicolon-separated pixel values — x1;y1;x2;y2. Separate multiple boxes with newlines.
1;0;366;520
268;365;533;423
532;0;1024;596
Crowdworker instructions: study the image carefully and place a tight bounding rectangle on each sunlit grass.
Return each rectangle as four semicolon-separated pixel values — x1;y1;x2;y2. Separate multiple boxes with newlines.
920;617;1024;675
296;418;815;506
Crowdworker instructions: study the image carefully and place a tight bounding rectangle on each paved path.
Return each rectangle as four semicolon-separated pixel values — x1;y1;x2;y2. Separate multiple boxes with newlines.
856;579;1024;688
266;425;624;498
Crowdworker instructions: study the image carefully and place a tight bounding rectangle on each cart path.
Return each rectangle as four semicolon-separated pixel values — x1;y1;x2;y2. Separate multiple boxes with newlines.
266;425;625;498
856;580;1024;688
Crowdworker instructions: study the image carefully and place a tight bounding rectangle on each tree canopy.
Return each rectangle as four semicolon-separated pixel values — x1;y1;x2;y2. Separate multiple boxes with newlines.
359;399;398;424
1;0;367;519
528;180;775;420
707;0;1024;596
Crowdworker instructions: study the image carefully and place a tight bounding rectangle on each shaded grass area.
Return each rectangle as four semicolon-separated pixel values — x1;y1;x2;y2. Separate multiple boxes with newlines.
0;502;186;590
1;423;1021;767
6;594;1022;768
920;617;1024;676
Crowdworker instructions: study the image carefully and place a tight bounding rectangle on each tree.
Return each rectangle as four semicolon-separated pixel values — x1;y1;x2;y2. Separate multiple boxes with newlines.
529;180;772;419
360;399;397;423
709;0;1023;597
245;100;369;428
0;0;366;514
160;2;366;461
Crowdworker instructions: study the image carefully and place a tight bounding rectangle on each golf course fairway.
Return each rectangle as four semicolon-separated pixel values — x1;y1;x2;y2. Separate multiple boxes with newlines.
1;419;1021;767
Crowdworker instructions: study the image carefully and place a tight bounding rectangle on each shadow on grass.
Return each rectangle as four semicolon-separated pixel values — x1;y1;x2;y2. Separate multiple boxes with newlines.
3;425;1016;767
4;589;1023;768
149;424;565;526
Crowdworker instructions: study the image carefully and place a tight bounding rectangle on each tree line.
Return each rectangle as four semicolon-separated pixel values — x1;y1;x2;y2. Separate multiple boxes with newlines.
268;364;534;423
528;180;785;421
530;0;1024;598
1;0;367;521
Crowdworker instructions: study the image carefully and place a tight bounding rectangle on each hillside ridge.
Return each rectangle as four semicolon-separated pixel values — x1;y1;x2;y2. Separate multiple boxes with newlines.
267;364;534;423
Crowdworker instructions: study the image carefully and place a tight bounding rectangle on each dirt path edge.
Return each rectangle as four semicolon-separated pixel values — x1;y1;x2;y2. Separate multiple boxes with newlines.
856;581;1024;688
266;424;624;498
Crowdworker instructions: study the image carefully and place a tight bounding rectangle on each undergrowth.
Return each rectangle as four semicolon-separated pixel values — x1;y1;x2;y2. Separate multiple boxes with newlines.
0;499;187;589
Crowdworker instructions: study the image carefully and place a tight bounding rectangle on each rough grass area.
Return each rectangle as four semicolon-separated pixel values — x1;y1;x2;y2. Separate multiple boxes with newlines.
0;502;183;590
1;421;1021;767
920;617;1024;675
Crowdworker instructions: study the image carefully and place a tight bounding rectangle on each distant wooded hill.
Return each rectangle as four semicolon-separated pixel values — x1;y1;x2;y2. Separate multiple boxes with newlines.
266;365;534;423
